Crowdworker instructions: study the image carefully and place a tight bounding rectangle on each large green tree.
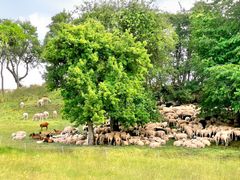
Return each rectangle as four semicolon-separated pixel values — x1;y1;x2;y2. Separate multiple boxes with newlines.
43;19;158;145
46;0;177;97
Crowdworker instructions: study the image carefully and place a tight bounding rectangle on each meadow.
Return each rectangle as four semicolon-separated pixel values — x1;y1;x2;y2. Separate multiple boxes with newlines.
0;85;240;180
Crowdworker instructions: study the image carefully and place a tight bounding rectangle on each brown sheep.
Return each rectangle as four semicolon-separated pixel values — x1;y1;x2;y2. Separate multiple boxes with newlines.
29;133;43;140
106;132;114;145
40;122;49;131
114;132;121;145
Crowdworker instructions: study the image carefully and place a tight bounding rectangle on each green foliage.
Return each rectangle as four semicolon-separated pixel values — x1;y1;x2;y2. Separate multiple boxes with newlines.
44;10;72;46
70;0;177;97
0;19;41;87
201;64;240;118
43;19;158;126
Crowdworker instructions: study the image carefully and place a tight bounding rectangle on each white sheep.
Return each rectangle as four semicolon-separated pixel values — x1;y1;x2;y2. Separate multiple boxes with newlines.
174;133;188;140
52;110;58;118
149;142;161;148
43;111;49;119
33;113;44;121
37;99;44;107
22;112;29;120
19;102;25;108
42;97;51;105
12;131;26;140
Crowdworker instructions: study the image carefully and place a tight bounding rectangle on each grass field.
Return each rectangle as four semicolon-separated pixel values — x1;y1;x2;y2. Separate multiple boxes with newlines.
0;86;240;180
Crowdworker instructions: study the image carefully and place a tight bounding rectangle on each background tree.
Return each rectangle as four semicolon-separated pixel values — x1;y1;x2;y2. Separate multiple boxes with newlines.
201;64;240;125
1;20;41;88
190;0;240;123
44;10;72;46
43;19;158;145
0;20;8;94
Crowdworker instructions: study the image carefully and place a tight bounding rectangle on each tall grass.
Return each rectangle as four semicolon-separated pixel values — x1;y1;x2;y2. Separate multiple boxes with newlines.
0;86;240;180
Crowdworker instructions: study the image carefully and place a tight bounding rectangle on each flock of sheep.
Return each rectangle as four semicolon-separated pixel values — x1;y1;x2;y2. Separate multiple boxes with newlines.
12;97;58;140
20;97;58;121
13;99;240;148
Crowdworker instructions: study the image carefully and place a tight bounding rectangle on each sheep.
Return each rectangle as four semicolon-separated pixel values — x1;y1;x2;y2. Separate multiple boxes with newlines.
106;132;114;145
33;113;40;121
19;102;25;108
37;99;44;107
173;140;183;147
29;133;43;140
33;113;44;121
149;142;161;148
43;111;49;119
122;140;129;146
99;134;106;145
52;110;58;119
174;133;188;140
53;129;62;135
40;122;49;131
22;112;29;120
113;132;121;146
37;97;51;107
42;97;51;105
12;131;26;140
120;132;130;141
136;140;145;146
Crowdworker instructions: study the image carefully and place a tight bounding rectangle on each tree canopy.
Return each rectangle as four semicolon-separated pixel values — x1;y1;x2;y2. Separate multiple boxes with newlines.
43;19;158;144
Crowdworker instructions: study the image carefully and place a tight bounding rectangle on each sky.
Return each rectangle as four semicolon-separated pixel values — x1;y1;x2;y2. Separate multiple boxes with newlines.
0;0;197;89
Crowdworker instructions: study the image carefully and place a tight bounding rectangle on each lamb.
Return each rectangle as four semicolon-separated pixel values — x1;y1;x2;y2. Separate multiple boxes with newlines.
19;102;25;108
22;112;29;120
40;122;49;131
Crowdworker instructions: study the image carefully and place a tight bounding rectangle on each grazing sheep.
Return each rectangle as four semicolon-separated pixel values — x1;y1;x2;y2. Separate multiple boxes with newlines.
33;113;40;121
43;111;49;119
22;112;29;120
37;99;44;107
37;97;51;107
40;122;49;131
19;102;25;108
42;97;51;105
52;110;58;119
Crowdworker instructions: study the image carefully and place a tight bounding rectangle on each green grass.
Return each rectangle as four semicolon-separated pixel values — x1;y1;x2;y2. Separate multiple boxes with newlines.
0;85;240;180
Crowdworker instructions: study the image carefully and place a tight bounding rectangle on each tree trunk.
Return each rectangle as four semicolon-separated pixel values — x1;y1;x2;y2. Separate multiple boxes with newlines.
87;121;95;145
0;60;4;95
110;118;119;131
236;111;240;127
